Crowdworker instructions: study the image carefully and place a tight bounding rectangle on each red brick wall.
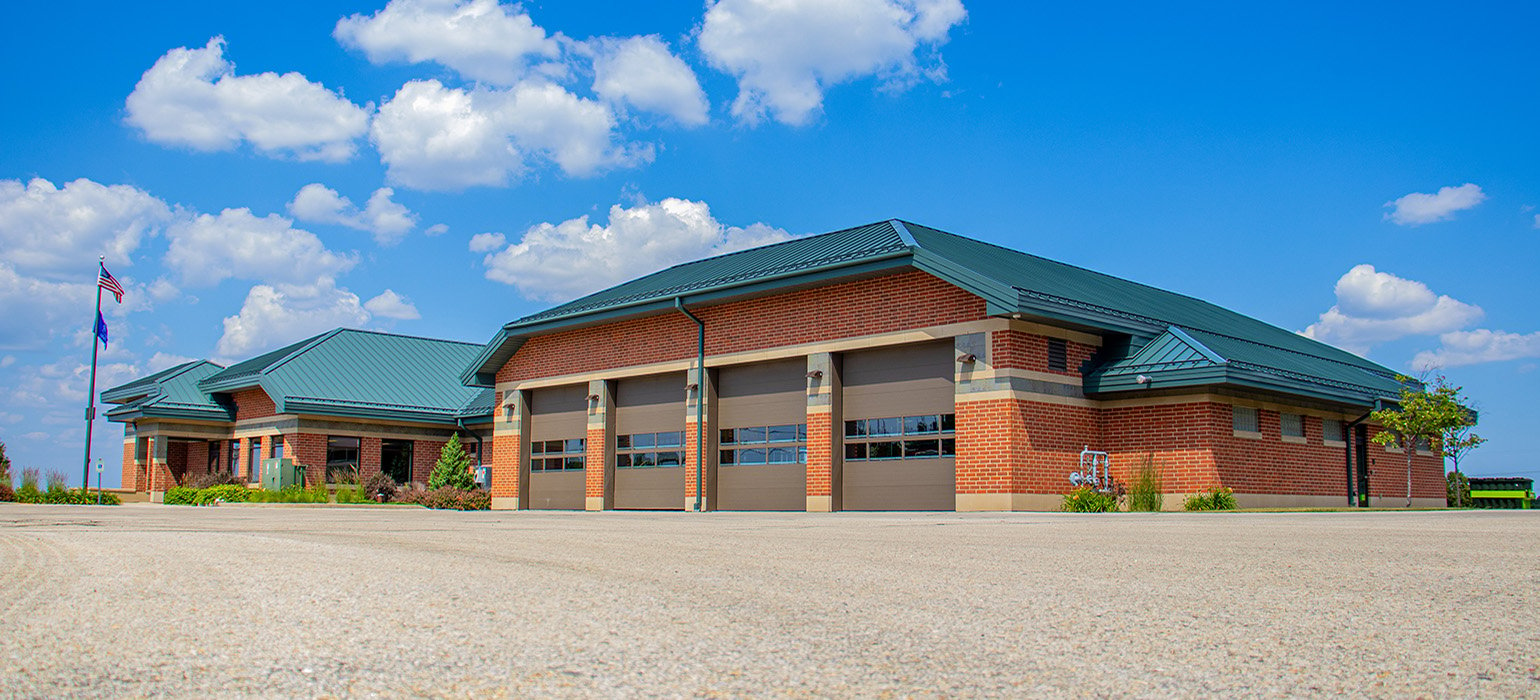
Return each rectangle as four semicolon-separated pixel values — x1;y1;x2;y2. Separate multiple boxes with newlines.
1101;402;1220;493
167;441;189;486
233;388;276;420
360;437;382;481
185;440;210;485
805;412;834;499
1364;425;1445;501
684;420;703;506
413;440;445;483
585;426;606;500
491;432;520;500
497;271;986;383
956;399;1101;496
292;433;327;485
992;330;1097;377
121;439;143;492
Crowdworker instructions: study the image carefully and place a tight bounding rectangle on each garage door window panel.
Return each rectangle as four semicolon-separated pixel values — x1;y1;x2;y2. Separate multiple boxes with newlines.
617;431;684;469
845;414;956;462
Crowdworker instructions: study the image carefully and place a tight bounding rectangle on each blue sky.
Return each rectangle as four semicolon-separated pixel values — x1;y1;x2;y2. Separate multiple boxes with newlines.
1;0;1535;487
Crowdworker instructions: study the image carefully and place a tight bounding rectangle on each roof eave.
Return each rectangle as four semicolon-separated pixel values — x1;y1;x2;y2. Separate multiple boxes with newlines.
279;398;462;426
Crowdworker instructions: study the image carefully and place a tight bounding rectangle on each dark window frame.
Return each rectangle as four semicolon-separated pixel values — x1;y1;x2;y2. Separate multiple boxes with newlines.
616;431;684;469
844;414;957;462
531;436;586;472
720;423;807;466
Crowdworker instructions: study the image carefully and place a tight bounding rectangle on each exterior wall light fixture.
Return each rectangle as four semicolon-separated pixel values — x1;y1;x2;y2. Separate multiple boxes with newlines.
957;353;977;364
1135;375;1152;385
805;370;824;379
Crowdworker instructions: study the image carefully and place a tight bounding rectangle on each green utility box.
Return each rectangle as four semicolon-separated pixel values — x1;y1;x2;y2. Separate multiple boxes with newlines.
260;458;303;490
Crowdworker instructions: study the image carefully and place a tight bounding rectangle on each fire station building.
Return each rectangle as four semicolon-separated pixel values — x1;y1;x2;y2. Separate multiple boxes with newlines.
105;220;1445;510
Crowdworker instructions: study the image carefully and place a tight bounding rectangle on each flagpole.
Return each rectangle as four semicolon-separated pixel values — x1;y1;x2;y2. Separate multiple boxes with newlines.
82;255;104;490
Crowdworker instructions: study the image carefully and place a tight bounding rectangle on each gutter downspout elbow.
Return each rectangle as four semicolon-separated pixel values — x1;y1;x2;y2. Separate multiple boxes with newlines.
675;297;705;513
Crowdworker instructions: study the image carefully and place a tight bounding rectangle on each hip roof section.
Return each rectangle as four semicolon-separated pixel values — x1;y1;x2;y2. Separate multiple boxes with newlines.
105;329;493;426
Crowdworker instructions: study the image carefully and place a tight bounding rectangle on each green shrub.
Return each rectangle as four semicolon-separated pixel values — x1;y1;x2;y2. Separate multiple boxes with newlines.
334;483;369;504
1446;471;1472;508
17;468;40;503
1183;487;1237;511
164;486;199;505
428;435;476;491
247;485;329;504
418;486;490;510
193;484;250;505
1128;454;1164;512
362;472;397;502
35;488;120;505
190;470;244;490
1062;485;1119;513
0;441;12;502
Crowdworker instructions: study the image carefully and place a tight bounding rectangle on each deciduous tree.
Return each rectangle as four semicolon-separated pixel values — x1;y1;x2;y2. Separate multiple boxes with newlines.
1370;374;1480;507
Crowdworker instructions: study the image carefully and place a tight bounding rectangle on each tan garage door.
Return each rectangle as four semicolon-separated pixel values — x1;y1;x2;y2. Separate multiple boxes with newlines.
717;358;807;511
528;384;587;510
614;373;685;510
842;341;956;511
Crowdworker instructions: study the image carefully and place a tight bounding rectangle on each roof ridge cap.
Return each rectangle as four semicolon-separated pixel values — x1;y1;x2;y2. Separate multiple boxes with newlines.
1180;326;1395;377
914;222;1251;319
616;218;901;276
332;327;482;347
261;329;343;376
1161;325;1228;364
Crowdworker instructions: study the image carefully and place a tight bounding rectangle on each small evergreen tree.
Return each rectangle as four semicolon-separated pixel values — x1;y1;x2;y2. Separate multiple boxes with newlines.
429;434;476;491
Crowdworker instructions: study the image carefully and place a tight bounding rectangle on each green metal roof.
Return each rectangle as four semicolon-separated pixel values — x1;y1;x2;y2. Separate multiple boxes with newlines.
466;219;1409;408
1084;326;1405;404
107;329;493;426
103;361;234;423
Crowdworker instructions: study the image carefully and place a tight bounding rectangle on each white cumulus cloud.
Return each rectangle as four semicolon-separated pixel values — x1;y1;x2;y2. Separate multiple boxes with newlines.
287;183;417;245
1412;330;1540;370
699;0;967;126
1302;264;1483;355
216;279;370;357
591;36;709;126
334;0;559;86
363;289;421;319
0;263;95;351
467;232;506;252
126;37;370;162
165;208;357;287
146;352;198;372
0;177;171;278
480;197;795;301
1383;183;1486;226
371;79;649;190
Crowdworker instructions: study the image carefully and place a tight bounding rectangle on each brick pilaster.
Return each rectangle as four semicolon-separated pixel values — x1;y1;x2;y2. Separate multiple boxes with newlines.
804;352;840;512
684;362;717;511
585;379;615;511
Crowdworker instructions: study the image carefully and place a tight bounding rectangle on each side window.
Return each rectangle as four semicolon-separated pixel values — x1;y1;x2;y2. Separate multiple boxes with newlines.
1232;406;1259;433
1280;413;1304;438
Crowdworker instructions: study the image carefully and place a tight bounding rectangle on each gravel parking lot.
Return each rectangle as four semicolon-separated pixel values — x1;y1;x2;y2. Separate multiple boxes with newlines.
1;504;1536;697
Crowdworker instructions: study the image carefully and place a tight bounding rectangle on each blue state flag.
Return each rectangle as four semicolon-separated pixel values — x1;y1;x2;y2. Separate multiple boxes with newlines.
94;311;109;348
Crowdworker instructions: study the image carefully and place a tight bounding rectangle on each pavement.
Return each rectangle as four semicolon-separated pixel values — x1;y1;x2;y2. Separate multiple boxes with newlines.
1;504;1536;697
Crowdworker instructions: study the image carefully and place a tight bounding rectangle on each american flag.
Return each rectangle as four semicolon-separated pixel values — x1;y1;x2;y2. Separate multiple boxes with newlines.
98;266;124;303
